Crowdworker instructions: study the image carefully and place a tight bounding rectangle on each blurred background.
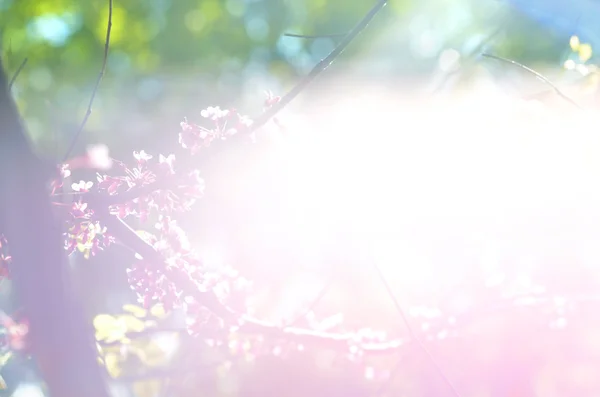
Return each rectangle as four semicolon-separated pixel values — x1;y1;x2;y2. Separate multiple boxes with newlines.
2;0;599;154
3;0;600;396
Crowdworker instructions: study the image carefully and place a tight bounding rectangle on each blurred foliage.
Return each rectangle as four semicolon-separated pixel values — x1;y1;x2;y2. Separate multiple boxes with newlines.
0;0;585;156
94;304;176;381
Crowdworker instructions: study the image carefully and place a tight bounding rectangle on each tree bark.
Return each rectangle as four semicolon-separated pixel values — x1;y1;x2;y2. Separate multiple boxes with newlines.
0;61;109;397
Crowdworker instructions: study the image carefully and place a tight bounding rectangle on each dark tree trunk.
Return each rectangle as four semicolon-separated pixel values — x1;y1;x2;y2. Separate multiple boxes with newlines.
0;61;109;397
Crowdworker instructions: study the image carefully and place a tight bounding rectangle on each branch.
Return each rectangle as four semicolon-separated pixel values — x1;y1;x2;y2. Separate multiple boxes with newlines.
481;53;583;110
283;32;347;39
372;262;462;397
68;0;445;367
284;275;335;327
95;211;409;355
99;287;598;360
8;58;27;91
80;181;175;208
74;185;416;357
98;198;600;363
63;0;113;162
429;15;509;95
248;0;388;134
187;1;387;170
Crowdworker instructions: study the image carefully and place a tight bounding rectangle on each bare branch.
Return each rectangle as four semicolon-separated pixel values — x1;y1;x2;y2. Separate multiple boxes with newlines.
85;183;600;365
372;261;462;397
481;53;583;110
285;275;335;327
188;1;387;169
63;0;113;162
8;58;27;91
249;0;388;134
94;211;408;355
429;14;510;95
283;32;347;39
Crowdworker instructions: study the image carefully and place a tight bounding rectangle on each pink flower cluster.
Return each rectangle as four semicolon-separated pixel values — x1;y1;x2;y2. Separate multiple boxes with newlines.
179;106;253;154
44;106;255;336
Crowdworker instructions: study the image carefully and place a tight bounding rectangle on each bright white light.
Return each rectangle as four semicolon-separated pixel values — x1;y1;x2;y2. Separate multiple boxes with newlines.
13;383;45;397
153;332;180;358
270;87;600;290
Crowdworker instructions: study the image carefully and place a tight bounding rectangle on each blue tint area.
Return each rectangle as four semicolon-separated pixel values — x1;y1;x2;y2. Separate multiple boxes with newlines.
503;0;600;47
26;14;78;46
0;0;13;11
276;35;303;59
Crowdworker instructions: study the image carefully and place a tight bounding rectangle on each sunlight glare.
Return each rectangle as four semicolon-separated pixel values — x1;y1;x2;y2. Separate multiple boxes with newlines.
268;87;600;289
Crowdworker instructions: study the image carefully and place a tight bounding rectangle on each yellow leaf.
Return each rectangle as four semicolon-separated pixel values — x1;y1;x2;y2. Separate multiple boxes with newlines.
579;43;593;62
136;341;168;367
133;380;162;397
93;314;117;331
570;35;580;51
0;375;6;390
99;345;123;356
150;304;166;318
95;329;108;341
122;304;147;318
104;352;121;378
135;230;155;243
117;315;146;333
103;327;127;344
0;352;12;366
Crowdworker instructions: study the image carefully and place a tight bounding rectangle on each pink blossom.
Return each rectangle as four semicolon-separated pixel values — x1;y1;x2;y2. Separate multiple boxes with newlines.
71;180;93;192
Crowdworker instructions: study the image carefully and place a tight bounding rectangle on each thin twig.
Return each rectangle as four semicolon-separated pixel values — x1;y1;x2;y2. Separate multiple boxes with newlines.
481;53;583;110
522;73;590;102
429;14;510;95
8;58;27;91
283;32;347;39
63;0;113;162
285;275;336;327
94;211;406;354
372;260;462;397
78;179;600;361
248;0;388;134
